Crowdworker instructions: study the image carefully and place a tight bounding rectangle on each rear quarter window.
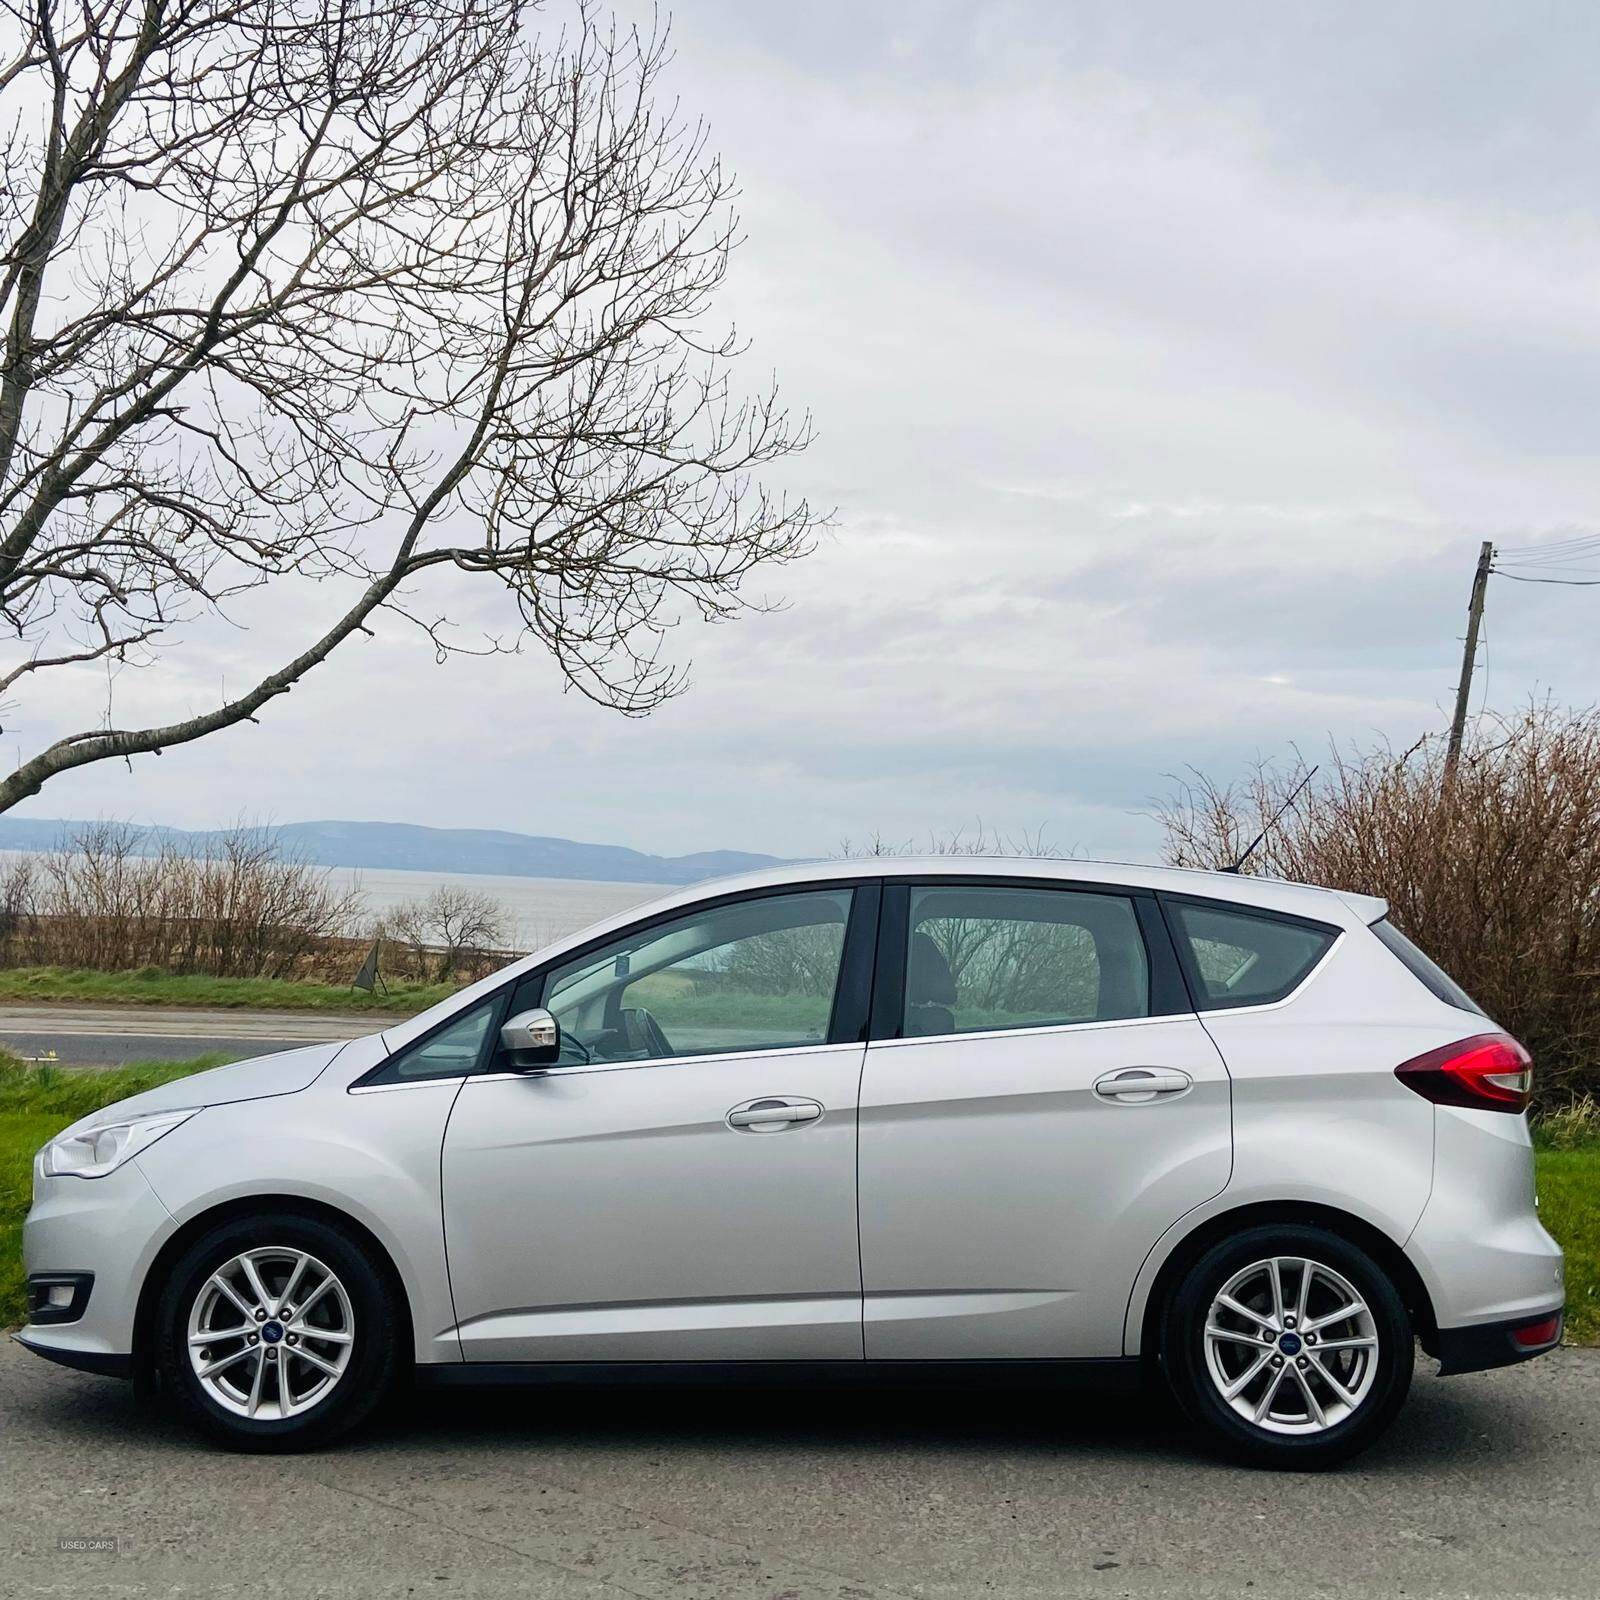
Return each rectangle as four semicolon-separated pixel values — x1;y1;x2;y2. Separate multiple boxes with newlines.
1165;898;1339;1011
1371;918;1486;1016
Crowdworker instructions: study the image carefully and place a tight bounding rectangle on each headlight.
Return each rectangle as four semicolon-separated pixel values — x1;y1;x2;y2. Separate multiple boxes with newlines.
41;1107;200;1179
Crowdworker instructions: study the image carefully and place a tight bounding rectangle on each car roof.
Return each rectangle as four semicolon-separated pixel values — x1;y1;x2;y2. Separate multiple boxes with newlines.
380;855;1385;1053
663;855;1386;925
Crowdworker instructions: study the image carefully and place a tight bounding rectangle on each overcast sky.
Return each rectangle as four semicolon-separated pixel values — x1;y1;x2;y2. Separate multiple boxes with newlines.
16;0;1600;860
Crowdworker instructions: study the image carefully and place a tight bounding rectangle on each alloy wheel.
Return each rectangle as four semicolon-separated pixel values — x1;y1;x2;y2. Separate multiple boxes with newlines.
1202;1255;1380;1435
185;1246;356;1421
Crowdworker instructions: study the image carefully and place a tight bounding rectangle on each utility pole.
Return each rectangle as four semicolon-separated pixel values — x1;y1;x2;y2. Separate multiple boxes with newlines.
1444;539;1494;783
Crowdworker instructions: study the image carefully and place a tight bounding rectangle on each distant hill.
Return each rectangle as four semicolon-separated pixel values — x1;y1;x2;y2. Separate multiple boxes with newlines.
0;816;791;887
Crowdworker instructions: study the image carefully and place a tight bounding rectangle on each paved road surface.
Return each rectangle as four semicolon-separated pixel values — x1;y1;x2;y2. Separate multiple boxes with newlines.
0;1003;403;1066
1;1339;1595;1598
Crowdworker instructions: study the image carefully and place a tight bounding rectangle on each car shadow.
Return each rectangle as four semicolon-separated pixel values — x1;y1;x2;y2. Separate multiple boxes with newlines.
13;1355;1550;1478
352;1361;1535;1479
391;1377;1191;1462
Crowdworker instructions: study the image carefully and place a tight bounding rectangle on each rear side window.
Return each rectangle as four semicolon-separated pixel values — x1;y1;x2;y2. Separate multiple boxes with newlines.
1166;900;1337;1010
902;885;1150;1036
1371;918;1486;1016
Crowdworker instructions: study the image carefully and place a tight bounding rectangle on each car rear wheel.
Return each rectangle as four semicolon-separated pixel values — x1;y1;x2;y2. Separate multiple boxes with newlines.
154;1210;403;1451
1162;1223;1413;1469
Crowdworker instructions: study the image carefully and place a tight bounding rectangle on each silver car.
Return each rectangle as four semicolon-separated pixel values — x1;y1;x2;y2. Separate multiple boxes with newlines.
18;859;1565;1465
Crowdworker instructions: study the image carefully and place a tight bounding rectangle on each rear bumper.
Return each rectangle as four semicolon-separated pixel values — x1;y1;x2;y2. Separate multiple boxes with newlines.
1434;1309;1564;1376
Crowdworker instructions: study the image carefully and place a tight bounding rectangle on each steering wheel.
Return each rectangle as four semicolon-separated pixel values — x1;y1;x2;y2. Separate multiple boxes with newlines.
621;1006;674;1059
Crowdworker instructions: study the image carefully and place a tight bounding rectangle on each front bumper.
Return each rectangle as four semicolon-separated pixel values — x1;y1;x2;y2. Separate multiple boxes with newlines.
11;1333;132;1378
1435;1308;1565;1376
18;1154;175;1372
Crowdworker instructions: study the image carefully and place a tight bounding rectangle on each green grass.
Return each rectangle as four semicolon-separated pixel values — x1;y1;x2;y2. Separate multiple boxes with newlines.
2;1048;1597;1343
0;966;454;1015
1533;1144;1600;1345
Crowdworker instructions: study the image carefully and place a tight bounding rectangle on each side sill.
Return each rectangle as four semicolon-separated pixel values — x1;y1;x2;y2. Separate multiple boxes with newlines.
12;1333;133;1380
415;1357;1143;1391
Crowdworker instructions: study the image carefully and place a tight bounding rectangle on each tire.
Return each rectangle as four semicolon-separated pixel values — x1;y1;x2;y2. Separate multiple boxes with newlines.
1161;1223;1413;1470
154;1210;404;1452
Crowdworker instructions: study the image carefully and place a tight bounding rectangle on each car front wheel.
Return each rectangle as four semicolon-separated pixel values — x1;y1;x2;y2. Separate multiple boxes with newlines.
154;1210;402;1451
1162;1223;1413;1469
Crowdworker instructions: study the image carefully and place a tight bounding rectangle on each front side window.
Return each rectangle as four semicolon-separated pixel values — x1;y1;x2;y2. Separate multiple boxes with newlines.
1167;900;1337;1010
902;885;1150;1037
541;889;854;1065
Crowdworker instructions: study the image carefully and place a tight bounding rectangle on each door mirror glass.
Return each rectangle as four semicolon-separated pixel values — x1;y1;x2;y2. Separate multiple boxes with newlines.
500;1007;562;1069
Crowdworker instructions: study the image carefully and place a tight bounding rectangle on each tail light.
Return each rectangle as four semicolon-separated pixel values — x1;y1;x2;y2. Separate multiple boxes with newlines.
1395;1033;1533;1114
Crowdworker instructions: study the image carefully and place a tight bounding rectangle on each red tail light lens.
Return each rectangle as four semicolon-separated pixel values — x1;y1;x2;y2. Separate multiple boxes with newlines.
1395;1033;1533;1113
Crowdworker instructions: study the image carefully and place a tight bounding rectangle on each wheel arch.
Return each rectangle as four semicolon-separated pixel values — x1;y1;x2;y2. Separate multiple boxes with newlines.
1134;1200;1440;1365
131;1194;416;1387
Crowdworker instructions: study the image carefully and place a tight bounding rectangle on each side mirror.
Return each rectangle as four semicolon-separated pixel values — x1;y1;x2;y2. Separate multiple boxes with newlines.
499;1007;561;1070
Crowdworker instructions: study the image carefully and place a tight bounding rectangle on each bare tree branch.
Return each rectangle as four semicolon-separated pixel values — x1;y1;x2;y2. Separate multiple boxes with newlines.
0;0;823;810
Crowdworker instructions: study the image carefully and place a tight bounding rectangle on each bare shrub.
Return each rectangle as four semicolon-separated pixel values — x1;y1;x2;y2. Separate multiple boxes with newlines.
0;853;37;962
14;822;363;978
381;887;510;983
1153;703;1600;1109
837;824;1068;859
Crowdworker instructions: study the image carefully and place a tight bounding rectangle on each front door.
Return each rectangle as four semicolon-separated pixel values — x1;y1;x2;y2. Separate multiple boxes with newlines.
442;884;874;1362
858;881;1231;1359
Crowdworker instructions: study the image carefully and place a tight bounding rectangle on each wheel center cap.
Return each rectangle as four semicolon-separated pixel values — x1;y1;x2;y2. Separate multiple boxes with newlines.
1278;1332;1303;1356
261;1321;284;1344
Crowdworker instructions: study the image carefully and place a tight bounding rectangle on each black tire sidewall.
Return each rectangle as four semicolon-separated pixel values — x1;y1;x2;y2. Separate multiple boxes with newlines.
1163;1223;1413;1469
154;1210;401;1451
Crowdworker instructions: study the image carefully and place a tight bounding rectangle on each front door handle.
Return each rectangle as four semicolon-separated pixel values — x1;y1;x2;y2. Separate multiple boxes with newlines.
726;1097;824;1132
1093;1067;1193;1104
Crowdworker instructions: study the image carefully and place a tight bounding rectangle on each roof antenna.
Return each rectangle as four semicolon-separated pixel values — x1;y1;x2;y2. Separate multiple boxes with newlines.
1223;765;1318;874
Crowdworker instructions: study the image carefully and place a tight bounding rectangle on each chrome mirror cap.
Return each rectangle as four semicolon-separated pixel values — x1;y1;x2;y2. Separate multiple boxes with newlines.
500;1007;560;1066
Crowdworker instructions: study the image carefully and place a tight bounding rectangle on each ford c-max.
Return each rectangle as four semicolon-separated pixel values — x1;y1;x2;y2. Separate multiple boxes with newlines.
18;858;1565;1466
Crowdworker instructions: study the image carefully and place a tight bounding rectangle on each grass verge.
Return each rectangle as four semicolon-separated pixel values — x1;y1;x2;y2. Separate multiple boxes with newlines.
0;965;454;1015
1531;1144;1599;1344
2;1053;1597;1342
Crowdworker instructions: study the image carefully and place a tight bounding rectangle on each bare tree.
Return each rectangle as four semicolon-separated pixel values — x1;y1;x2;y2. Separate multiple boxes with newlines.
383;883;509;981
0;0;819;810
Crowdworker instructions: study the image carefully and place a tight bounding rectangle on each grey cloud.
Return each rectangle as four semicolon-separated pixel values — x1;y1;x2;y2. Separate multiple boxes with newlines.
16;1;1600;864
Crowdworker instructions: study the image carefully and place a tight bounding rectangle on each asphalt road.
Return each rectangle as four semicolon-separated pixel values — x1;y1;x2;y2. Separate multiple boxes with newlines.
0;1003;401;1067
1;1339;1596;1599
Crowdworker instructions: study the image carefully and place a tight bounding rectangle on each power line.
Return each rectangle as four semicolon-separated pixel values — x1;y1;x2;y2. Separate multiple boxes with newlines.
1493;571;1600;586
1496;532;1600;558
1495;558;1600;573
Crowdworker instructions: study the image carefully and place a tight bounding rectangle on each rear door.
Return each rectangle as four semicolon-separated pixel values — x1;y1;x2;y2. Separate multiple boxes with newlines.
857;879;1231;1359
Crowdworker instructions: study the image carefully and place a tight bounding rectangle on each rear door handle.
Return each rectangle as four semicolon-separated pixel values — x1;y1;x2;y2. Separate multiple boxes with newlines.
1093;1067;1193;1104
726;1097;825;1132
